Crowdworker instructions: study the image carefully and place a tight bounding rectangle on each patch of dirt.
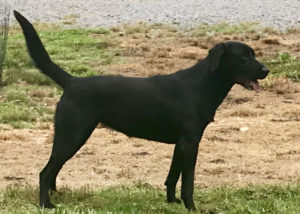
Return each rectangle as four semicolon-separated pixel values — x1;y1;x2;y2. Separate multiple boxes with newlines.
1;28;300;189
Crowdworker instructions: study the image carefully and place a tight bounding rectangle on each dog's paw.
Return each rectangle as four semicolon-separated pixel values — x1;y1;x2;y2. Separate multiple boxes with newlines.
40;202;56;209
167;197;181;204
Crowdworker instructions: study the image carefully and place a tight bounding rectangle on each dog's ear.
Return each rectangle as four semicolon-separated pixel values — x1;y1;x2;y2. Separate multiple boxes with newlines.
208;43;225;72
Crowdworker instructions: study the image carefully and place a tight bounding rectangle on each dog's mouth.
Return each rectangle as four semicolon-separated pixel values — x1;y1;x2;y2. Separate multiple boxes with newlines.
237;79;261;93
246;80;260;92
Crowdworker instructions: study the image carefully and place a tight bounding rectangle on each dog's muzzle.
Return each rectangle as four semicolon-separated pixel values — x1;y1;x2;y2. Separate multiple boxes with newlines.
261;66;270;77
236;66;270;93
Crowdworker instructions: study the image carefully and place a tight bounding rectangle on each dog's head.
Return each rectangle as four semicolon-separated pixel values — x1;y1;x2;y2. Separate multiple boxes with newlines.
208;41;269;92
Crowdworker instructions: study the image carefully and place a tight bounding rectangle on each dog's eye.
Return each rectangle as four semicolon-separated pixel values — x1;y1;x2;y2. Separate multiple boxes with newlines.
241;56;249;64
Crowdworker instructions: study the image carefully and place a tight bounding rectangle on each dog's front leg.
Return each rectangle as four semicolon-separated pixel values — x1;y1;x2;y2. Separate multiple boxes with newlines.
179;138;199;211
166;134;200;210
165;144;182;204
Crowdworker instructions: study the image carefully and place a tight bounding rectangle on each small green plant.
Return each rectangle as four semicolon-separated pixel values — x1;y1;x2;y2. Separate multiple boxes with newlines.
264;53;300;81
277;52;296;64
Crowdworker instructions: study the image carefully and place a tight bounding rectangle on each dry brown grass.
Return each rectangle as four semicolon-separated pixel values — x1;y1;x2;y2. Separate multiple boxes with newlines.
263;77;300;94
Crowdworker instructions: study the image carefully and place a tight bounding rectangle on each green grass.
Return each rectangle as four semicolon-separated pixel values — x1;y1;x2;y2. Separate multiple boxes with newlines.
119;22;178;35
264;53;300;82
0;84;57;128
191;22;260;37
0;26;115;128
4;27;114;84
0;184;299;214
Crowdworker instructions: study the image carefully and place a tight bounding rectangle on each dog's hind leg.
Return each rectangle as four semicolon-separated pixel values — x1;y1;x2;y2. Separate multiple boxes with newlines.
39;101;98;208
49;175;57;193
165;145;182;204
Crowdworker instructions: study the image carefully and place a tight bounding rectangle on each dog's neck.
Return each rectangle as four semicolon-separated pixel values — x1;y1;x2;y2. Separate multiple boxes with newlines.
179;58;235;121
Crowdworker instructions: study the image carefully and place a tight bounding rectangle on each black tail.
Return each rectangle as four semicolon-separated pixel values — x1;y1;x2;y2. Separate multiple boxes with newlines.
13;10;72;89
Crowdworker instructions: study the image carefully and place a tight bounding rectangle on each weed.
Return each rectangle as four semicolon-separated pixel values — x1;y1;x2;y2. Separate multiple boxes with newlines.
264;53;300;81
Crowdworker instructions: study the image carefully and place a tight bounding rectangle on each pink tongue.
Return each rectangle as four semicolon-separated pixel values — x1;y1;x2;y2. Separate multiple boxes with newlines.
250;81;260;93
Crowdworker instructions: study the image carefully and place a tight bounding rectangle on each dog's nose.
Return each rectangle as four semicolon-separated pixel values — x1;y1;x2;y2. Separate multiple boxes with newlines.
261;67;269;74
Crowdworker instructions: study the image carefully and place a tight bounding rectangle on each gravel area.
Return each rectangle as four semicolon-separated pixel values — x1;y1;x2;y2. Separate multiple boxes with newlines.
5;0;300;30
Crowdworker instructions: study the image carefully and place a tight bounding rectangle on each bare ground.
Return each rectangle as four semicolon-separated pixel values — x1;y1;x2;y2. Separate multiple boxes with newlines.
0;27;300;189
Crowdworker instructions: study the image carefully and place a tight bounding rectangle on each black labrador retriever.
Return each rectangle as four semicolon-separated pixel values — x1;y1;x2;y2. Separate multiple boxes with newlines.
14;10;269;210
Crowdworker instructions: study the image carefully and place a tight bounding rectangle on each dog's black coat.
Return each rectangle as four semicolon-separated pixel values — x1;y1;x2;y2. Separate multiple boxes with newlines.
14;10;269;210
